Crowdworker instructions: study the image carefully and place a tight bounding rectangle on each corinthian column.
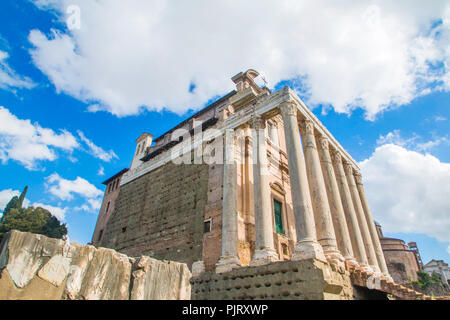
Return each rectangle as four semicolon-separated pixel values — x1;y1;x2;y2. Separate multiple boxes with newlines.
250;116;278;266
317;137;358;266
354;171;391;278
300;120;344;266
332;151;371;271
280;102;326;262
216;129;241;273
345;163;381;274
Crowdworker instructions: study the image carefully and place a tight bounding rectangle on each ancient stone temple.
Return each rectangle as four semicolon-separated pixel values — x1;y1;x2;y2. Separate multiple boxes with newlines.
96;69;392;283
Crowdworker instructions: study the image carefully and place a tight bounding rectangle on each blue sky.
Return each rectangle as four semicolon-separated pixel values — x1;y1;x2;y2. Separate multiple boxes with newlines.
0;0;449;265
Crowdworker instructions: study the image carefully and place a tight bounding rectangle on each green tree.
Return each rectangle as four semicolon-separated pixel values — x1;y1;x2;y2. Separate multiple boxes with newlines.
411;271;444;288
2;186;28;218
0;206;67;243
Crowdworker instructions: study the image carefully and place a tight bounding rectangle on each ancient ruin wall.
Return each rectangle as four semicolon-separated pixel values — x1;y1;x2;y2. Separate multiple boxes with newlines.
0;231;191;300
101;161;210;269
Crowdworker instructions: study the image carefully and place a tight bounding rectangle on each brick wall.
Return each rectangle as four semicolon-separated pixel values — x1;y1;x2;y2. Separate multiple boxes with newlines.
100;160;210;269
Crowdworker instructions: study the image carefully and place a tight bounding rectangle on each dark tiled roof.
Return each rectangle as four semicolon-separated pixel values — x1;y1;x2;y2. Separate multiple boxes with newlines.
152;90;236;143
102;168;129;185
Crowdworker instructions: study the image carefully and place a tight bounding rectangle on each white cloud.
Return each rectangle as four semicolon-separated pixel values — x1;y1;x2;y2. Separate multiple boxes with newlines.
0;106;79;170
360;144;450;245
0;50;35;90
0;106;118;169
376;130;449;153
0;188;64;220
0;189;20;213
97;165;104;176
28;0;450;119
46;173;103;201
77;131;118;162
32;202;67;221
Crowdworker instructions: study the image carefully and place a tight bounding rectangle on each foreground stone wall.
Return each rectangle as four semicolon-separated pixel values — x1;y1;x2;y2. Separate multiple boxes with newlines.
191;259;356;300
101;161;210;269
0;231;191;300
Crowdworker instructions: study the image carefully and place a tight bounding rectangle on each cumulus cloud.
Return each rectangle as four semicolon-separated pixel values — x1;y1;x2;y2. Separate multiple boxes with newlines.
360;144;450;245
45;173;103;214
0;188;65;220
77;131;118;162
32;202;67;221
0;50;35;90
376;130;449;152
97;165;105;176
27;0;450;119
46;173;103;201
0;189;21;213
0;106;79;170
0;106;118;169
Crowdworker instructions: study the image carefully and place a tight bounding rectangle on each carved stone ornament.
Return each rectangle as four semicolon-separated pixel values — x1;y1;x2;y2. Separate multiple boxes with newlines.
301;119;314;135
280;101;297;118
319;136;329;150
354;171;363;185
344;163;354;176
332;150;342;163
249;116;266;130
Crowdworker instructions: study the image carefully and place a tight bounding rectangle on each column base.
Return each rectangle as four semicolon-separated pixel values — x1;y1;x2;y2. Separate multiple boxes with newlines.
370;264;382;276
291;240;327;262
344;256;359;268
192;261;205;277
215;256;241;274
383;274;394;283
250;248;279;267
359;264;374;274
324;250;346;269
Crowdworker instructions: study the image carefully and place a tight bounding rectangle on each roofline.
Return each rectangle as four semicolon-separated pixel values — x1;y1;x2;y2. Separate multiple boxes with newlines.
102;168;130;185
153;90;237;143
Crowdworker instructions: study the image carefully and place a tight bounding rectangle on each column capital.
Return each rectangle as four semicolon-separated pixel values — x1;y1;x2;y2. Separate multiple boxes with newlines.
249;116;266;130
279;101;298;118
354;171;363;185
344;162;354;176
300;119;315;135
331;150;342;164
318;136;329;151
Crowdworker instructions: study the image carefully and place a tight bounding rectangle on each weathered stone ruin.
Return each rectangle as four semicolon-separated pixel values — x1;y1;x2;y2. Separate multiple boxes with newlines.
0;231;191;300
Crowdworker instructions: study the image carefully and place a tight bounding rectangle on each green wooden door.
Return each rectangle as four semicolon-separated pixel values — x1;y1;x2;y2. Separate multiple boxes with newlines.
274;200;284;234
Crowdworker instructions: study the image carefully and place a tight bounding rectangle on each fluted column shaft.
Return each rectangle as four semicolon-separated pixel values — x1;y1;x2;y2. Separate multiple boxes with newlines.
318;137;357;266
345;163;380;274
332;152;370;269
216;129;241;273
280;102;326;262
250;116;278;265
354;172;390;277
300;120;343;265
